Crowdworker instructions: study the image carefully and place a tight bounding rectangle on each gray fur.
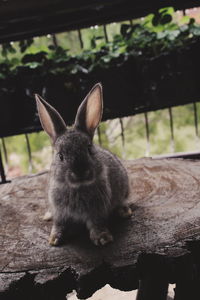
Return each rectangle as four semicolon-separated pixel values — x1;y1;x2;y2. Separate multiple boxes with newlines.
35;83;131;246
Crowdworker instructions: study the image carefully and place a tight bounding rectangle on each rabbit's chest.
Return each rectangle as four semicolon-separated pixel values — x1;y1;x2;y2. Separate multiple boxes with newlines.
66;186;111;221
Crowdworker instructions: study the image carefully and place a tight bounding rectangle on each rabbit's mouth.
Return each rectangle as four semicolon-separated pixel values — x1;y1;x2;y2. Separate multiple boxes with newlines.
69;169;94;186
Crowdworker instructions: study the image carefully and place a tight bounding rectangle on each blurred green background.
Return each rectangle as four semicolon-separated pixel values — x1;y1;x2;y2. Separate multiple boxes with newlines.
1;7;200;177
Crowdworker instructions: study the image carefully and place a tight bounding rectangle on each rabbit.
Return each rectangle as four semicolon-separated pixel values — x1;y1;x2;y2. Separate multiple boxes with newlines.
35;83;132;246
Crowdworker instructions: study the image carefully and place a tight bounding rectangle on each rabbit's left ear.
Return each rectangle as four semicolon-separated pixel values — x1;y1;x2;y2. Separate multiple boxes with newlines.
74;83;103;138
35;94;67;144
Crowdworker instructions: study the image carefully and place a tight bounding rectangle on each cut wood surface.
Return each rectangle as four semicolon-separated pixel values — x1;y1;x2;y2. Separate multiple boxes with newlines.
1;158;200;299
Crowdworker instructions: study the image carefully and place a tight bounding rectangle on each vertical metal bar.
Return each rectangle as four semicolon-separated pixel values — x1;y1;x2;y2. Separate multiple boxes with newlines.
25;134;33;173
103;24;109;43
119;118;125;147
144;112;150;157
119;118;125;158
193;102;199;149
78;29;84;49
168;107;175;153
0;146;7;184
194;102;198;136
129;19;133;26
52;34;58;48
1;138;8;167
97;127;102;146
136;279;168;300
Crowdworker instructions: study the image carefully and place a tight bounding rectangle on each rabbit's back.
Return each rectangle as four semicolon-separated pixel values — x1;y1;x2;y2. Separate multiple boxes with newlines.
95;145;129;206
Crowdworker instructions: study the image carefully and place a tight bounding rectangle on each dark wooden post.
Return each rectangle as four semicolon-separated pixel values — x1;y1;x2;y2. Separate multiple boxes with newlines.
136;253;169;300
174;280;200;300
136;278;168;300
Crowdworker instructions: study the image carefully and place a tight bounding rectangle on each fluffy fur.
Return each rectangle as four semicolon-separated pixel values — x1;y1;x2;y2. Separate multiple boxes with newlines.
35;83;132;246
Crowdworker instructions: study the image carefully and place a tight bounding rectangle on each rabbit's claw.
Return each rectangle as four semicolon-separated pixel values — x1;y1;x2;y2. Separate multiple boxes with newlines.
117;205;133;218
49;234;61;246
43;210;52;221
90;230;113;246
49;227;64;246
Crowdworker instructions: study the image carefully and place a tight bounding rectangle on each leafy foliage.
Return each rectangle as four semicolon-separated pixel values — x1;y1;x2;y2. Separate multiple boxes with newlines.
0;7;200;90
1;7;200;174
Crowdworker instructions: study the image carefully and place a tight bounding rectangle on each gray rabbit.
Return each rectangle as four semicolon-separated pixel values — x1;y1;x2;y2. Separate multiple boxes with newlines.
35;83;132;246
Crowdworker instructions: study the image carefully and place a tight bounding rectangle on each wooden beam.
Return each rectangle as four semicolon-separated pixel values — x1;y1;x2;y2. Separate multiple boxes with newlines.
0;0;199;42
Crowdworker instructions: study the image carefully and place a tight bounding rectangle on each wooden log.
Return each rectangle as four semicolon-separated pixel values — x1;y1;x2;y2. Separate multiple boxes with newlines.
1;158;200;299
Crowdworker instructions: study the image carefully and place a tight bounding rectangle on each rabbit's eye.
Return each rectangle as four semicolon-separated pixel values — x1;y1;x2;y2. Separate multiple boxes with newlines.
58;153;64;161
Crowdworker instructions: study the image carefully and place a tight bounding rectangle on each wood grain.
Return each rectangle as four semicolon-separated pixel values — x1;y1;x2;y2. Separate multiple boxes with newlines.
1;158;200;299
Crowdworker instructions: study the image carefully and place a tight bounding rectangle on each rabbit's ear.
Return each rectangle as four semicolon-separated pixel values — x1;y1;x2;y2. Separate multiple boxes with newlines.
35;94;67;143
74;83;103;138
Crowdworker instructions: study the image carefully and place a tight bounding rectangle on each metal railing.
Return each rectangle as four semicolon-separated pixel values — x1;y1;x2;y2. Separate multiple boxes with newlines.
1;19;200;184
1;101;200;184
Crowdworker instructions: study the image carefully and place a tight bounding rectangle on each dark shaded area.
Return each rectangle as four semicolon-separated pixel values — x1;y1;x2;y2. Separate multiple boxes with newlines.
174;280;200;300
136;278;168;300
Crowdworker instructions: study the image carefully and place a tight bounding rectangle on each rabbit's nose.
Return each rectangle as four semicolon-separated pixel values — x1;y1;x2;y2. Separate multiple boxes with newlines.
71;168;93;182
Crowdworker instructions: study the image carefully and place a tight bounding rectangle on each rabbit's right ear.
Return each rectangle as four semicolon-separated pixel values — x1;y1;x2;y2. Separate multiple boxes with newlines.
74;83;103;138
35;94;67;144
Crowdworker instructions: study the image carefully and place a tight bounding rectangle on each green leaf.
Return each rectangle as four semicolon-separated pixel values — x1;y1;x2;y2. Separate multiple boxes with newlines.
160;14;172;25
90;36;96;49
19;39;34;53
180;25;189;32
10;57;20;66
189;18;195;25
180;16;190;25
157;31;168;39
22;52;47;63
159;7;174;16
152;13;161;27
168;30;180;40
191;26;200;36
25;62;41;69
120;24;132;37
1;43;16;57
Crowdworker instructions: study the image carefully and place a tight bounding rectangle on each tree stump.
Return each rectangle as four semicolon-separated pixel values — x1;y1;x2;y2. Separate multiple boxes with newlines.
1;158;200;299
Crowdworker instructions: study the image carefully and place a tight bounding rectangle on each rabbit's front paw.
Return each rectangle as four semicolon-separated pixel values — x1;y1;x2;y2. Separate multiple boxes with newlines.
90;229;113;246
49;233;63;246
117;205;133;218
49;226;64;246
43;210;52;221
